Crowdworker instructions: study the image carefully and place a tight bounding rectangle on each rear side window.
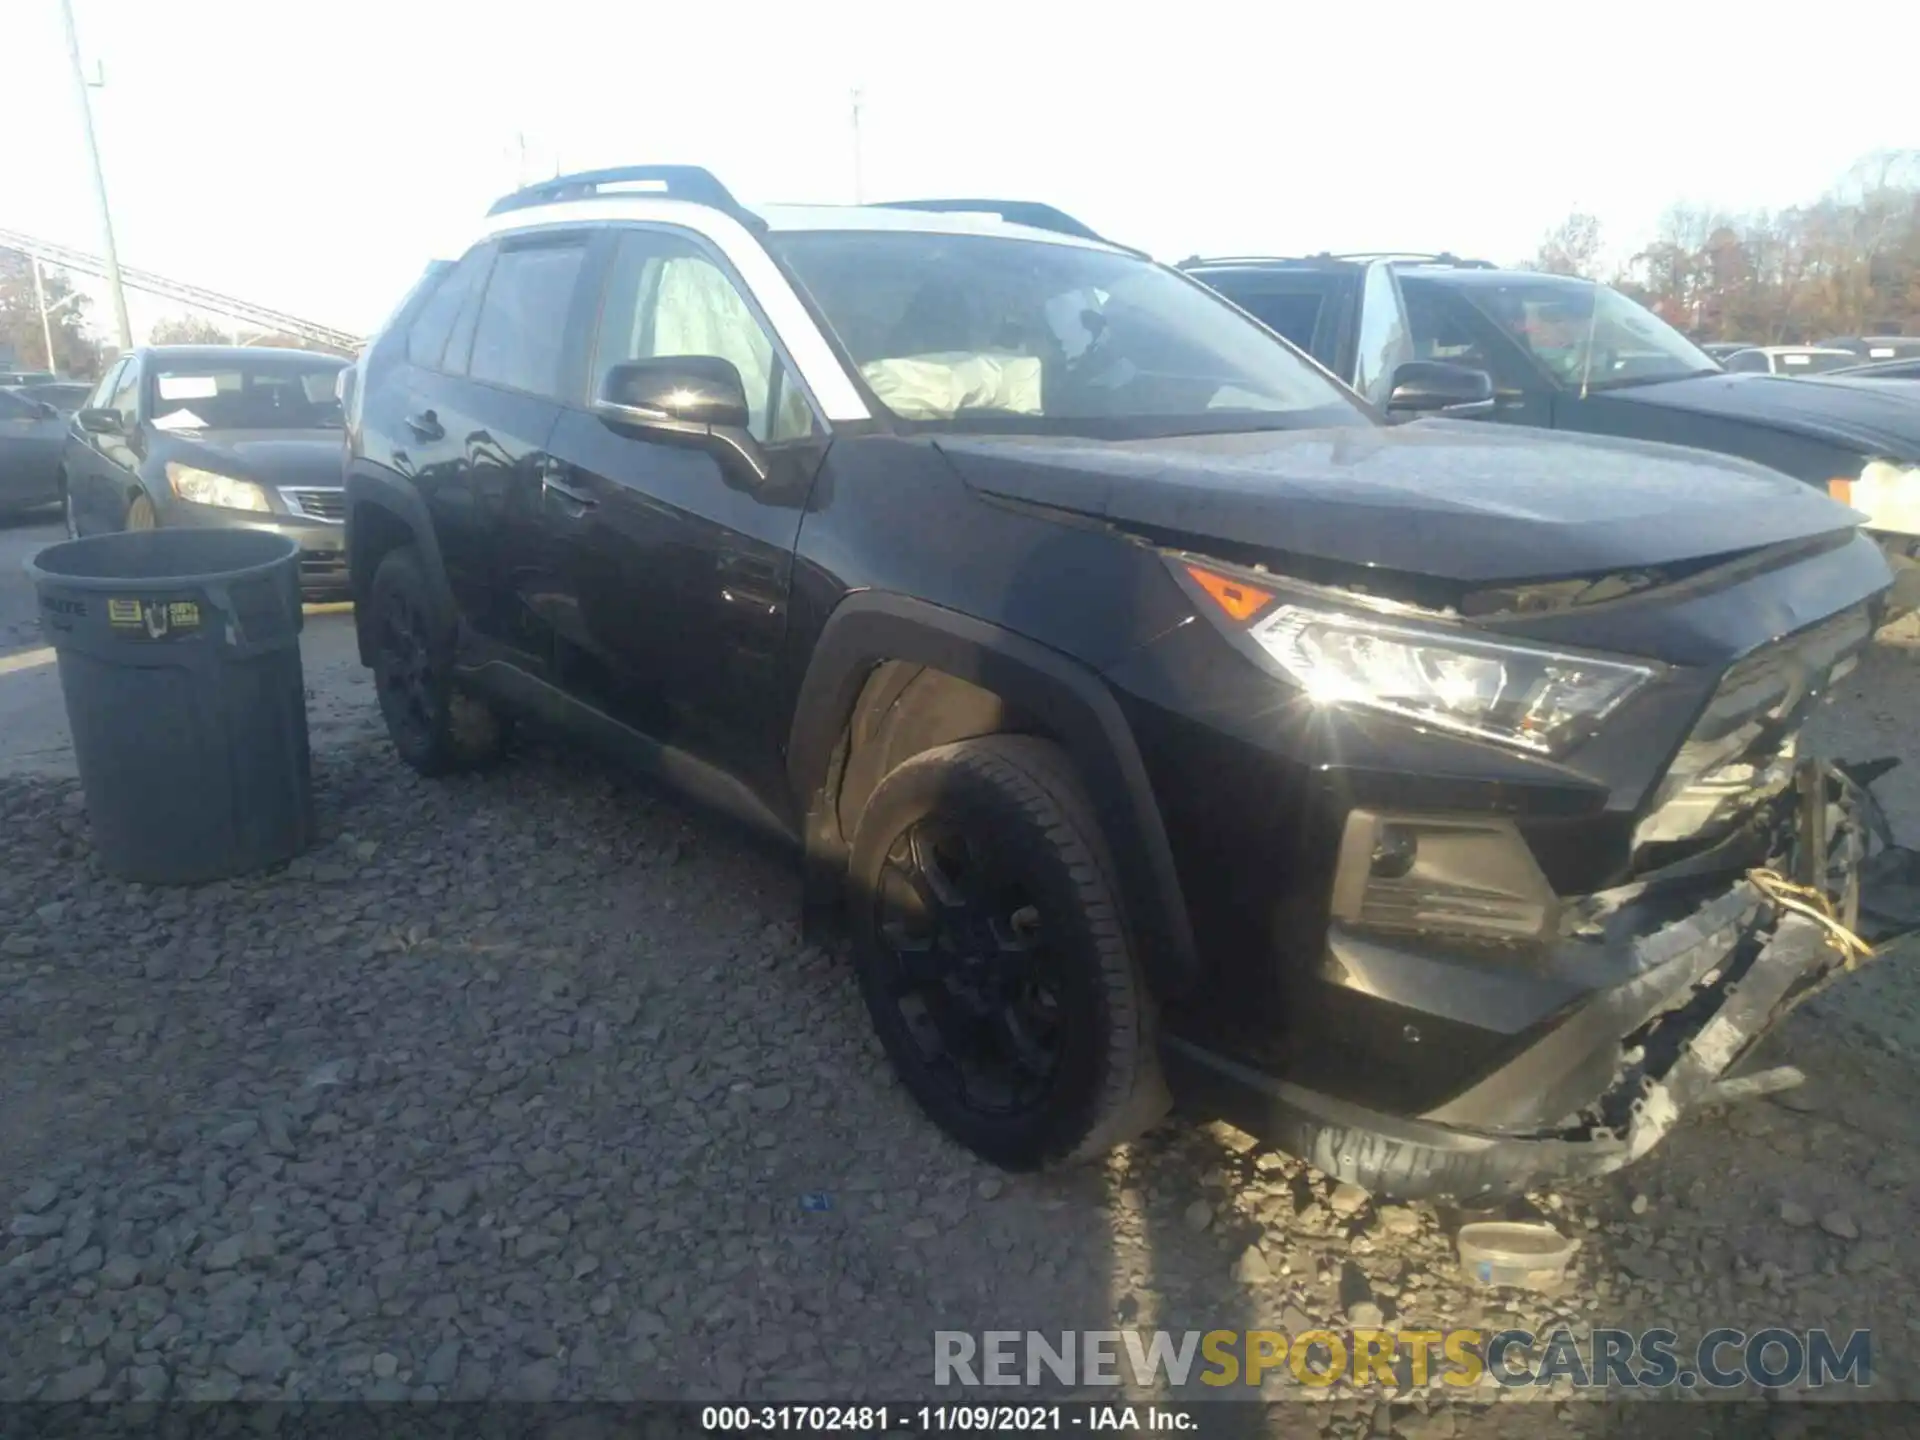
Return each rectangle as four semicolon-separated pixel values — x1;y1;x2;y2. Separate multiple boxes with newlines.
467;241;589;398
407;248;493;371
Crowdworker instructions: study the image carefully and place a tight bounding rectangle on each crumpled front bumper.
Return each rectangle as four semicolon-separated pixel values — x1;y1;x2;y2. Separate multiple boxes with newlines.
1163;761;1890;1200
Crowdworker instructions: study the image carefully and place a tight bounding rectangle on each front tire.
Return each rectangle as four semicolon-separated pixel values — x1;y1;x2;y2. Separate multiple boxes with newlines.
367;546;504;776
124;492;157;530
847;734;1170;1170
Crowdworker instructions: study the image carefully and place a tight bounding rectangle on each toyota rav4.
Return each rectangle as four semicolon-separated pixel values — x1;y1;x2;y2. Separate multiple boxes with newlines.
341;167;1895;1198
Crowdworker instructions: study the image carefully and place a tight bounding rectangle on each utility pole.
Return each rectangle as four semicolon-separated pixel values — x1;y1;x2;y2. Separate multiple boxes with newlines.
31;258;58;373
850;88;865;204
59;0;132;353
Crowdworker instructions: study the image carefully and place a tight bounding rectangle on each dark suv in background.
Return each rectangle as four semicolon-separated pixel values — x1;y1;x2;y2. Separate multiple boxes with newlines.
1183;254;1920;613
343;168;1892;1198
61;345;352;597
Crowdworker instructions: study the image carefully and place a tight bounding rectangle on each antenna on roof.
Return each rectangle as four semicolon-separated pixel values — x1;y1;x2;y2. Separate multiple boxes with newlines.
850;87;866;204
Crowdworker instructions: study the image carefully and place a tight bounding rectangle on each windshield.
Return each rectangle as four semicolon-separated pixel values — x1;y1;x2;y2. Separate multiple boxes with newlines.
771;231;1366;435
150;356;347;430
1423;275;1718;391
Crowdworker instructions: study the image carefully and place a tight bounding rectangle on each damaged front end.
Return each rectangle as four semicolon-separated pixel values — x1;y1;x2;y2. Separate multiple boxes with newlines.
1165;757;1908;1199
1138;539;1914;1201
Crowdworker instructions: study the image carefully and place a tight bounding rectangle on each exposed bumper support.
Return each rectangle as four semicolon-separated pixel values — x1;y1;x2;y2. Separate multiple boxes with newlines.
1165;761;1897;1200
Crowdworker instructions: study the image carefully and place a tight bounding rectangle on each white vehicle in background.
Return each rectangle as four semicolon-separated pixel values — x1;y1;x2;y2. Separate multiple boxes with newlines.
1719;345;1861;377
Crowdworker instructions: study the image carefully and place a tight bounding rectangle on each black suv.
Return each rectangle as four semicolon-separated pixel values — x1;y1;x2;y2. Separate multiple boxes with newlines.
1182;254;1920;614
344;168;1893;1198
62;346;353;596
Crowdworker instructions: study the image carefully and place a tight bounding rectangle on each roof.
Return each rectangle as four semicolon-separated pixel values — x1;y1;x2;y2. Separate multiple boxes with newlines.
477;167;1123;254
140;345;348;365
480;193;1118;253
751;202;1113;249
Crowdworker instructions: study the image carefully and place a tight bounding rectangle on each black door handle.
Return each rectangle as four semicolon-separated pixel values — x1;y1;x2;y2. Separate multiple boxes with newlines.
405;410;444;441
539;461;596;510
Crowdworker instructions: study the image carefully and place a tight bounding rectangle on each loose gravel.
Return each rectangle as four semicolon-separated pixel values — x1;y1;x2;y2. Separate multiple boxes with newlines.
3;620;1920;1434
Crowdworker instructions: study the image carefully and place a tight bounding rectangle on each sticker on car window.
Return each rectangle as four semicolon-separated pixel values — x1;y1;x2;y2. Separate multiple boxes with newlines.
157;375;219;400
1785;354;1810;366
152;410;206;430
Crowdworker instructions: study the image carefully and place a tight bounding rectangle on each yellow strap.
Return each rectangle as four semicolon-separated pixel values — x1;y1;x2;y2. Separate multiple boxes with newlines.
1746;867;1875;965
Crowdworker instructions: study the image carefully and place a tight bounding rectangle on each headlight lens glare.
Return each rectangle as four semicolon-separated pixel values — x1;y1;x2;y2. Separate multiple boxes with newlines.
164;464;270;513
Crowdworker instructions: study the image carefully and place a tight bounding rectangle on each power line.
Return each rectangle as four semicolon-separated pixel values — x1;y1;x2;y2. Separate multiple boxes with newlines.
0;227;361;352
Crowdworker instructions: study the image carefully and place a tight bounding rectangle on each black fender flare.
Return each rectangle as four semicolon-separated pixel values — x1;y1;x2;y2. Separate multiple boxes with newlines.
344;463;457;664
786;591;1201;998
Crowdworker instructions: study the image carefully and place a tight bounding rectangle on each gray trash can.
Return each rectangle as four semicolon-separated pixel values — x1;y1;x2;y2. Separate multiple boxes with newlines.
26;529;314;885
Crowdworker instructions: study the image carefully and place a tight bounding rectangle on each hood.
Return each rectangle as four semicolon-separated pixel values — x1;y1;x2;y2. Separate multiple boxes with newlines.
1806;376;1920;408
1605;371;1920;460
935;422;1861;584
160;429;344;489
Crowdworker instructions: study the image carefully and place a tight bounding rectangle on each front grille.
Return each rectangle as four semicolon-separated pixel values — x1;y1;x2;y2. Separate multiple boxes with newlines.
1635;605;1874;853
282;488;345;522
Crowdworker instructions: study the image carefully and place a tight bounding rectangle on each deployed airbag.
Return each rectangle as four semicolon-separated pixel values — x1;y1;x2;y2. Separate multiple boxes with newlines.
860;352;1042;420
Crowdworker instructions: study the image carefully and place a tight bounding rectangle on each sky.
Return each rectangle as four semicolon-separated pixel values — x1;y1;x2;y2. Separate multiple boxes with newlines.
3;0;1917;344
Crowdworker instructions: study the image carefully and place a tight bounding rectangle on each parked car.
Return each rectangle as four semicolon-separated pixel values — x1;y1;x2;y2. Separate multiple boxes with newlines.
0;369;59;387
1818;336;1920;364
1181;253;1920;614
0;386;67;516
61;346;352;597
1719;345;1860;376
344;167;1891;1197
1698;342;1750;362
14;380;94;414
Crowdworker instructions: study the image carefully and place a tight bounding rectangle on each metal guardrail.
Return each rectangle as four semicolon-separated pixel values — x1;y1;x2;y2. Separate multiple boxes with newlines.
0;226;363;353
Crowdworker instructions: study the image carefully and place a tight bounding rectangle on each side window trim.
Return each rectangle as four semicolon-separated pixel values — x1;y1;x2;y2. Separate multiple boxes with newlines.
583;221;828;442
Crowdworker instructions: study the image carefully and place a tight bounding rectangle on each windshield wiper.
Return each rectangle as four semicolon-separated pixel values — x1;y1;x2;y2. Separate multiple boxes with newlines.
1582;367;1720;393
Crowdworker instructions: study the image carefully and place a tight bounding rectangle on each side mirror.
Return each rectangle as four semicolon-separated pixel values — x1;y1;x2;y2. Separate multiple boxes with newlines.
592;356;766;483
76;407;123;435
1385;361;1497;416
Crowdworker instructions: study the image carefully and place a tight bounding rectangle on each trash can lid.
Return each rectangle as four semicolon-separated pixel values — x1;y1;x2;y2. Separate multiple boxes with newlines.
26;529;301;591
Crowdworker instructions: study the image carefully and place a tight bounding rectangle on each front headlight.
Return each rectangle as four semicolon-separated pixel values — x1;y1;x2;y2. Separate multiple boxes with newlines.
1247;604;1653;756
1830;460;1920;537
165;464;270;513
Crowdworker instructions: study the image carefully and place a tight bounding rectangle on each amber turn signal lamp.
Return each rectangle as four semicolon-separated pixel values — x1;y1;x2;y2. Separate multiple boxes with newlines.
1185;564;1274;622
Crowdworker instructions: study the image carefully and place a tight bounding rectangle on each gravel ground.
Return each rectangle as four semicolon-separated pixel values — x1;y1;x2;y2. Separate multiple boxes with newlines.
2;616;1918;1433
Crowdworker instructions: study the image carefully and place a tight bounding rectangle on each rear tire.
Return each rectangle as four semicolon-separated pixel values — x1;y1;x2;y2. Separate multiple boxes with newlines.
367;546;504;776
847;733;1170;1170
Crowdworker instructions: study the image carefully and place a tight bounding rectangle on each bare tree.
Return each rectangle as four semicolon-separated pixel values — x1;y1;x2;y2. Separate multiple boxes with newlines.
1611;150;1920;342
150;314;233;346
0;250;103;377
1533;211;1604;277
